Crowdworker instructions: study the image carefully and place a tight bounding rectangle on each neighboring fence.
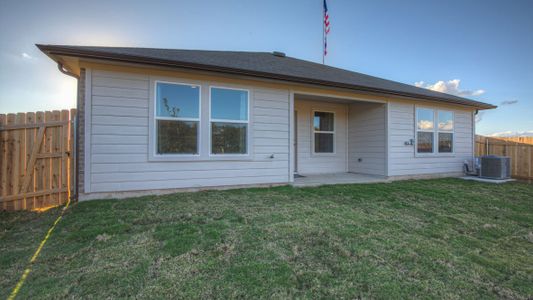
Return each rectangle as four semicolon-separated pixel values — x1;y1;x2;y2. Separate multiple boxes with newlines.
0;109;76;211
488;136;533;145
475;135;533;179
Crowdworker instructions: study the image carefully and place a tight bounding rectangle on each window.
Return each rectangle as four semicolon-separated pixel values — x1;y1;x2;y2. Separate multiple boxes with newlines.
313;111;334;153
437;111;454;153
416;108;434;153
210;87;249;154
155;82;200;155
416;108;454;154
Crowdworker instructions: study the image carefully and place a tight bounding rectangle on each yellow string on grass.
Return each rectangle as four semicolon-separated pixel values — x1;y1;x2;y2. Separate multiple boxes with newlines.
8;198;71;300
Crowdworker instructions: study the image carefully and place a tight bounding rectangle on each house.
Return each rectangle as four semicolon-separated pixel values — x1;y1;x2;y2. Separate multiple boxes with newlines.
37;44;496;200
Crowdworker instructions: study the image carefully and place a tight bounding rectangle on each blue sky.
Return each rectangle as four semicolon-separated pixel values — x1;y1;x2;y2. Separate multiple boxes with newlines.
1;0;532;136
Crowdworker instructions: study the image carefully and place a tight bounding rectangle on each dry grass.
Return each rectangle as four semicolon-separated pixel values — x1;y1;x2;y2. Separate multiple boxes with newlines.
1;178;532;299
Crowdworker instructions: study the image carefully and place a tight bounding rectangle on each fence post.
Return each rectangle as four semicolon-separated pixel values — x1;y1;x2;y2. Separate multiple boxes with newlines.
0;114;6;210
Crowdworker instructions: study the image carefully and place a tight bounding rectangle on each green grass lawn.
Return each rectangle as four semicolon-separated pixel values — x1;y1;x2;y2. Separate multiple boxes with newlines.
1;179;532;299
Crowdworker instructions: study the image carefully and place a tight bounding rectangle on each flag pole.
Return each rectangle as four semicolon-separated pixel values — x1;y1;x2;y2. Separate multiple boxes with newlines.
322;1;325;64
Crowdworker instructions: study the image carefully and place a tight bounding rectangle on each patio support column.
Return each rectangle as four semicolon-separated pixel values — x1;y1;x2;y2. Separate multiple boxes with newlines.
289;90;295;182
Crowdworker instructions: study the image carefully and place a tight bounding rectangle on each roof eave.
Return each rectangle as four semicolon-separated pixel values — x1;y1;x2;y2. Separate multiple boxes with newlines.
36;44;497;110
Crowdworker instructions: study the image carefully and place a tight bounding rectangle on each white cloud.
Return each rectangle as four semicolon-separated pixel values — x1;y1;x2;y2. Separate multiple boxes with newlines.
417;120;434;130
438;120;454;131
21;52;33;60
414;79;485;97
489;130;533;137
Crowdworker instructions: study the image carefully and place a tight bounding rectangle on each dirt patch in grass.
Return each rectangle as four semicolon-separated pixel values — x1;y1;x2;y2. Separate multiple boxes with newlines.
1;179;532;299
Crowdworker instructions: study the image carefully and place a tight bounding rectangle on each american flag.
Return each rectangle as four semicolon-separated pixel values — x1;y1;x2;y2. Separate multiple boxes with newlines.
323;0;330;60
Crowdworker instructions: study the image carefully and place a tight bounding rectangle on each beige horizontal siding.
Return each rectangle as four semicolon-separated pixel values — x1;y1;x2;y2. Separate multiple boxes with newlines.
92;115;149;126
92;125;147;135
92;86;149;99
87;69;290;194
91;175;287;192
91;168;286;183
348;102;387;176
387;100;474;176
92;96;149;108
91;160;289;173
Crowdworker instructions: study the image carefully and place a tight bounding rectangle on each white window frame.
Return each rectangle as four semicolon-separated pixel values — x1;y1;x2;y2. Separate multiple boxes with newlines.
415;106;455;156
209;86;251;157
152;80;201;159
312;110;336;155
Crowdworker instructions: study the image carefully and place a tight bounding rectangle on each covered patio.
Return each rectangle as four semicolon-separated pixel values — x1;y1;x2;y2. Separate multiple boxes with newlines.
292;92;387;180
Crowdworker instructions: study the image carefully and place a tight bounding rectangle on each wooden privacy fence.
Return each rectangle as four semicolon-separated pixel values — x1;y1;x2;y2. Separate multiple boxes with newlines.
0;109;76;211
475;135;533;179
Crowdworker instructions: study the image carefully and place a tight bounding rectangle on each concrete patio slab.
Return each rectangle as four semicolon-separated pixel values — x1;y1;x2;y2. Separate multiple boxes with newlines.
460;176;516;184
292;173;388;187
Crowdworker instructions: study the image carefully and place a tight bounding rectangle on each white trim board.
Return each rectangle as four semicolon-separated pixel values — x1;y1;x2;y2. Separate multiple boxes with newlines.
84;68;92;193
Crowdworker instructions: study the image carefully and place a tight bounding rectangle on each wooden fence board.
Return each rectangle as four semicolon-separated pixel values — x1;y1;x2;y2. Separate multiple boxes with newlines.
6;114;16;210
16;113;25;210
43;111;52;207
51;110;60;206
530;146;533;179
0;114;6;210
516;145;529;178
35;111;45;208
25;112;36;209
0;109;76;211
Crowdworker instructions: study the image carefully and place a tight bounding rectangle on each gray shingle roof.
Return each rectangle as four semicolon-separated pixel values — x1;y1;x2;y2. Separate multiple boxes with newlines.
37;44;495;109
